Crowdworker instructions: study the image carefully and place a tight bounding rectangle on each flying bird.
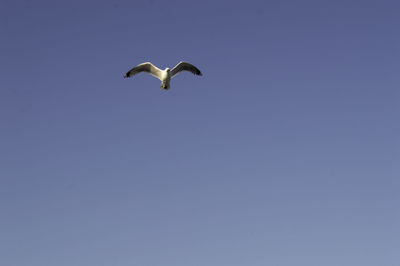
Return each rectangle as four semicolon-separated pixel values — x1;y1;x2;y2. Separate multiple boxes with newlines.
124;61;202;90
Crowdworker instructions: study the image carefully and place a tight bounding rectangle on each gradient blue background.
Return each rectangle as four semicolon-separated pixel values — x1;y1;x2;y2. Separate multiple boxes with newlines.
1;0;399;265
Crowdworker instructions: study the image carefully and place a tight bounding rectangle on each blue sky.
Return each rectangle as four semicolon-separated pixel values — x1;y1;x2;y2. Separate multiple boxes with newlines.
1;0;399;265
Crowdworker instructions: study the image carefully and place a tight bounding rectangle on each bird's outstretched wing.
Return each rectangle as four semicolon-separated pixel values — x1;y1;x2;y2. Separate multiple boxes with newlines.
170;61;202;78
124;62;163;80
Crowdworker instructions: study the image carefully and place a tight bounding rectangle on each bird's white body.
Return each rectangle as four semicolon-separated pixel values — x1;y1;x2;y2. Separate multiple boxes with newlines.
160;68;171;89
124;62;202;90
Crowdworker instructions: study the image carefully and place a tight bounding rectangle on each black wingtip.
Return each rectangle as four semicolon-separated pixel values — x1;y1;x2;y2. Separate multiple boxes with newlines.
124;73;129;78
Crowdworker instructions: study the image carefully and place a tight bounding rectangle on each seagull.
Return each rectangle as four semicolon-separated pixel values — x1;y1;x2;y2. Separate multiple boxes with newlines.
124;61;202;90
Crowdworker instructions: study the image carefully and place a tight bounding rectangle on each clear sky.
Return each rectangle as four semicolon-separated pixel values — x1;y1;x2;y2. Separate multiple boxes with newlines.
1;0;399;265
